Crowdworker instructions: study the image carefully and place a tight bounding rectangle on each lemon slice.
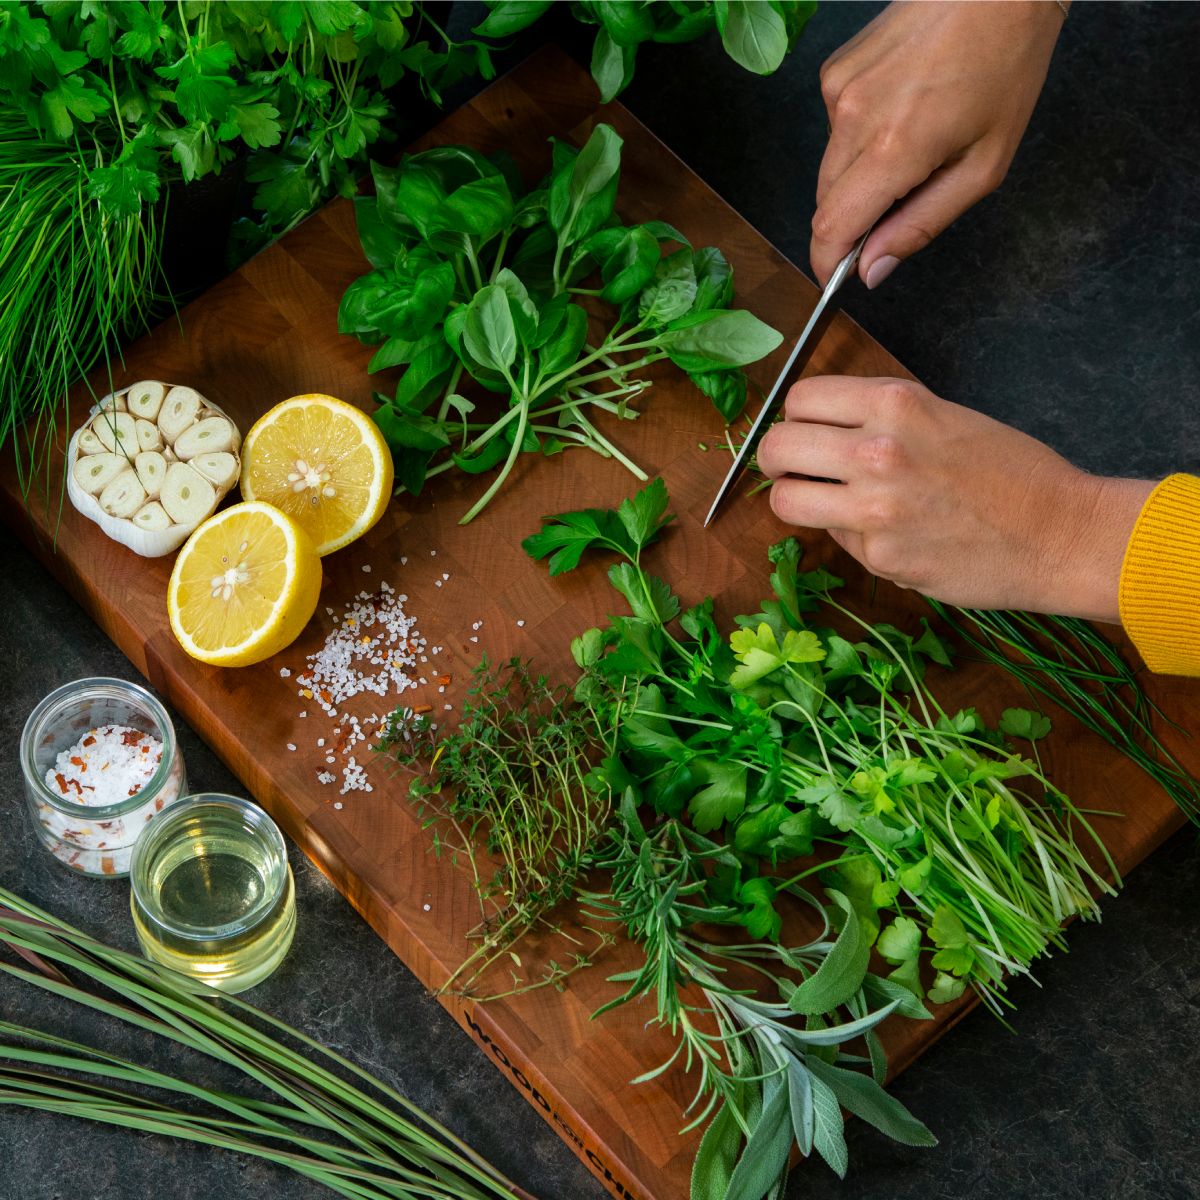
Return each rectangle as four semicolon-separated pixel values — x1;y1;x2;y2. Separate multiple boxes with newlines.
168;502;322;667
239;394;393;557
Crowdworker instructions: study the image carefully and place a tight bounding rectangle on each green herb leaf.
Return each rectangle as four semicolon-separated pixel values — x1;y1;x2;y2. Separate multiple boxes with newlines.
808;1069;848;1179
927;971;967;1005
725;1071;791;1200
591;26;635;103
638;248;697;326
999;708;1052;741
661;308;783;372
689;761;747;833
729;622;825;688
463;284;517;372
788;890;869;1015
806;1058;937;1148
876;916;922;965
689;1100;738;1200
718;0;789;75
473;1;555;37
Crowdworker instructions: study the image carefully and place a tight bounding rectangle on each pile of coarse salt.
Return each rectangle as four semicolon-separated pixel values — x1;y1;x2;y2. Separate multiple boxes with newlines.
46;725;162;804
285;581;445;800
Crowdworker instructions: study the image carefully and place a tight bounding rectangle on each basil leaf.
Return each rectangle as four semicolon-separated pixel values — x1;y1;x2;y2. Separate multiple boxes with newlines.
692;246;734;312
372;404;450;453
549;122;623;243
538;303;589;376
472;0;554;37
719;0;789;75
353;196;407;269
372;160;445;236
463;284;517;372
591;27;636;102
662;309;783;371
492;267;538;345
689;368;747;421
600;226;660;303
638;247;696;325
431;173;514;240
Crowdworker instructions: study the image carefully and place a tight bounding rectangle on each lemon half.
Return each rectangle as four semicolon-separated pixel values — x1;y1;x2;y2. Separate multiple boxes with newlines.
168;501;322;667
239;394;393;557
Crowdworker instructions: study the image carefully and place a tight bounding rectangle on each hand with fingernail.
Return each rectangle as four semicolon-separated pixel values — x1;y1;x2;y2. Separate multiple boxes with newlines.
757;376;1154;622
811;0;1067;289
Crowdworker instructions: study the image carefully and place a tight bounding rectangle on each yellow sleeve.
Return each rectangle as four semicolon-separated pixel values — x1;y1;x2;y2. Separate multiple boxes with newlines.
1118;473;1200;676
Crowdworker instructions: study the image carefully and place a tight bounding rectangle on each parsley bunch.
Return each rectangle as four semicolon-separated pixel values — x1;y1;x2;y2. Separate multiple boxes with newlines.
0;0;494;484
341;123;783;523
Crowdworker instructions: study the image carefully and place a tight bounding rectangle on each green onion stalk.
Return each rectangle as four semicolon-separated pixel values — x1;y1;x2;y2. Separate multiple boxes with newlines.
0;113;166;507
931;603;1200;824
0;886;530;1200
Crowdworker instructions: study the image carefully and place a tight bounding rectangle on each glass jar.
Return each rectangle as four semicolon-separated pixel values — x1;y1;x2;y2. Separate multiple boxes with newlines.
20;677;187;877
129;794;296;994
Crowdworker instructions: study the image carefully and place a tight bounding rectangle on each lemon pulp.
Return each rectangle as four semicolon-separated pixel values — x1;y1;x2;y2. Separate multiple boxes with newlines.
239;394;393;557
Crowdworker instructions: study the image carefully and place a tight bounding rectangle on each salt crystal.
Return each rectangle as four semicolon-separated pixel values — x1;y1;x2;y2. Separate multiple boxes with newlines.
434;580;443;588
469;636;478;643
423;904;431;912
362;565;371;573
516;620;525;628
334;801;343;810
287;743;296;752
400;557;407;565
317;738;325;747
441;573;449;581
430;550;436;556
444;704;452;711
279;667;291;678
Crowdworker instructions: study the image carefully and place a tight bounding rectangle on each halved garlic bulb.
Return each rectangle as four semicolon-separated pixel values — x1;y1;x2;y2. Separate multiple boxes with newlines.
67;382;242;557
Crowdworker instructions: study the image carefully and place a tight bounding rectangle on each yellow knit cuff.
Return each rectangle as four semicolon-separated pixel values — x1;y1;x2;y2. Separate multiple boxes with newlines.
1118;473;1200;676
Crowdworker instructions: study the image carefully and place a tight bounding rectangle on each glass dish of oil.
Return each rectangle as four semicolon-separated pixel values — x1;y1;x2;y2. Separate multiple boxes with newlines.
129;794;295;993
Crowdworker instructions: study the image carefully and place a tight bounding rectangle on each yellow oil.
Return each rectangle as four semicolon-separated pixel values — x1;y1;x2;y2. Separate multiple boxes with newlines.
131;806;295;994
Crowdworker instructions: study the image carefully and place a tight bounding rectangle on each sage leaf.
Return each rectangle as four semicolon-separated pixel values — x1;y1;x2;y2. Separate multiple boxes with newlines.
787;889;869;1015
808;1069;848;1179
725;1071;791;1200
806;1057;937;1148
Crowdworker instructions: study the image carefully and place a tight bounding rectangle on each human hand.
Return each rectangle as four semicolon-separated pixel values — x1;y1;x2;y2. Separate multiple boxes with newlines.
812;0;1066;288
756;376;1153;621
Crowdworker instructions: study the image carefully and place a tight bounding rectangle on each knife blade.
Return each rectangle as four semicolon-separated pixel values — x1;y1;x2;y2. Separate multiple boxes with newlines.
703;230;870;527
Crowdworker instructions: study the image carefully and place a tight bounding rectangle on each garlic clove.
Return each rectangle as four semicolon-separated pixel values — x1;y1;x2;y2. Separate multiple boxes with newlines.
132;501;171;532
190;451;239;490
72;452;129;496
174;416;237;460
134;418;163;453
76;426;107;456
160;461;217;526
98;469;147;518
135;451;167;499
158;386;203;444
91;410;138;459
126;380;166;422
97;391;127;414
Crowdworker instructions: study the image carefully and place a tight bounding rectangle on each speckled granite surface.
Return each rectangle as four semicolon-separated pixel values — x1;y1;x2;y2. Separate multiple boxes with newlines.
3;4;1200;1198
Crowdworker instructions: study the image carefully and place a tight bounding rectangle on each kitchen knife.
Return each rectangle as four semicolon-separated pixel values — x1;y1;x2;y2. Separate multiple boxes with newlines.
703;230;870;527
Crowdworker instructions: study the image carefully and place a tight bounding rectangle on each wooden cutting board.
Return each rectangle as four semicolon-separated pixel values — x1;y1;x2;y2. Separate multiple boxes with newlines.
4;47;1197;1200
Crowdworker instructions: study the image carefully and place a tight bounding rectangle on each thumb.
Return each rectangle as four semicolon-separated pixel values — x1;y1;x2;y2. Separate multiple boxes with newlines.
858;156;1004;288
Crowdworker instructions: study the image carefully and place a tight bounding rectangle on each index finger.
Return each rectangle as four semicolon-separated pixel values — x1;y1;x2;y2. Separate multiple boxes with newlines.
783;374;886;427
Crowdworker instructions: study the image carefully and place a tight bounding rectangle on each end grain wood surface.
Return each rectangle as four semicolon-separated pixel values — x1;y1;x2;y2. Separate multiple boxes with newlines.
3;47;1196;1200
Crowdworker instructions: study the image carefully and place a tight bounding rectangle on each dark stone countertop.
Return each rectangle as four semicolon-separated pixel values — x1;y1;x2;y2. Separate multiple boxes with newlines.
3;3;1200;1199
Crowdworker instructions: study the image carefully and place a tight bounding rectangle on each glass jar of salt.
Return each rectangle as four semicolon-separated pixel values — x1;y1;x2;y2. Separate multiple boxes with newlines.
20;677;187;877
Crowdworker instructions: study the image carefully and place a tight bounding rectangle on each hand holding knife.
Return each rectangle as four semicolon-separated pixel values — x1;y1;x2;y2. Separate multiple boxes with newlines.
704;230;871;527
